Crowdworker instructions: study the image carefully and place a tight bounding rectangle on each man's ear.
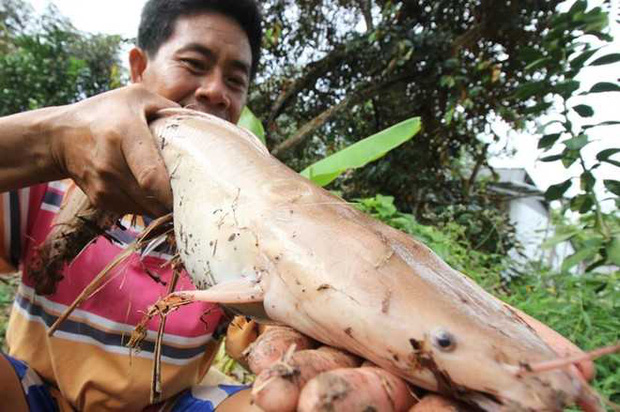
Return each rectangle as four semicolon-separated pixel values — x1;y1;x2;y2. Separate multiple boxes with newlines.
129;47;148;83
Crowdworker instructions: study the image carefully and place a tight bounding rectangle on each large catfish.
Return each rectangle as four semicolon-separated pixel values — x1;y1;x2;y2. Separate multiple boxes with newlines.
142;108;602;411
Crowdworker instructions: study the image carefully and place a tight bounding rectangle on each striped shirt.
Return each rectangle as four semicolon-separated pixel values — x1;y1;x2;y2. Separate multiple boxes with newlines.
1;182;224;411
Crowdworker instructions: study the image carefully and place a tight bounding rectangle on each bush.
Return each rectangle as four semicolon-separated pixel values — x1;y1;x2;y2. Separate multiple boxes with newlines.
503;269;619;405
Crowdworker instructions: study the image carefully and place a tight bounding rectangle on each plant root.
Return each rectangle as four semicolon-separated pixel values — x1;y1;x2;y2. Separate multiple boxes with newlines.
126;264;188;403
47;213;175;336
149;264;182;403
29;186;119;295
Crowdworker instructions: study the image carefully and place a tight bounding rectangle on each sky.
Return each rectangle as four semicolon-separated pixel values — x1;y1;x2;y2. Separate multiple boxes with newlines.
27;0;619;209
29;0;146;39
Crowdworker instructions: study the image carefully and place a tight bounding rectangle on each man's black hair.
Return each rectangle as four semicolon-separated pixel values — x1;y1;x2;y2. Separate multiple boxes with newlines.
138;0;262;79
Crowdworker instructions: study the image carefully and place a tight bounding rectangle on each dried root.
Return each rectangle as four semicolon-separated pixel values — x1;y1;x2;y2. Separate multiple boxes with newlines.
29;186;119;295
47;213;175;336
127;263;190;404
36;201;183;403
126;287;190;351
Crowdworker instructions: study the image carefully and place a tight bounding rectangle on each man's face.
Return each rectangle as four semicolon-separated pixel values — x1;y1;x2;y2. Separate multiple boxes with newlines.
136;12;252;124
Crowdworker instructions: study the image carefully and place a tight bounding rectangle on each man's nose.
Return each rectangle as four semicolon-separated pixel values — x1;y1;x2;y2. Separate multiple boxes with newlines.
195;72;230;110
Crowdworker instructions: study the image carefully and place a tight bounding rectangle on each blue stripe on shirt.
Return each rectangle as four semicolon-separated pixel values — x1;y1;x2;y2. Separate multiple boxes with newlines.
14;293;213;361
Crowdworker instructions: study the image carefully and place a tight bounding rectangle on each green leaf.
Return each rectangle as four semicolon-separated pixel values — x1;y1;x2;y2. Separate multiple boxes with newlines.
540;154;563;162
538;133;562;149
603;180;620;196
607;237;620;266
596;148;620;168
568;0;587;15
563;134;588;150
513;81;547;100
525;57;552;72
596;148;620;161
587;82;620;93
572;104;594;117
444;106;455;125
561;247;599;272
554;80;580;97
583;120;620;130
570;48;598;69
580;171;595;192
562;150;579;168
542;229;580;249
570;194;594;213
600;158;620;168
519;47;544;64
301;117;421;187
440;75;456;88
237;107;265;144
545;179;572;201
589;53;620;66
523;101;553;115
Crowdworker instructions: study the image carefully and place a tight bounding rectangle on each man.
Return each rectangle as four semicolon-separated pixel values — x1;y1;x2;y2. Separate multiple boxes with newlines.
0;0;593;410
0;1;262;410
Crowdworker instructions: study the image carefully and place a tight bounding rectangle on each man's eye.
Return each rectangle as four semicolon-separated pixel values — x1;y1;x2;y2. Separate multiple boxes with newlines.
181;59;206;72
228;76;247;89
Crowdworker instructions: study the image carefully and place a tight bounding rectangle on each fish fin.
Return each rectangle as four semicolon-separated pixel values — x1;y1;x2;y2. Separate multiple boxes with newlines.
221;302;278;323
175;279;264;304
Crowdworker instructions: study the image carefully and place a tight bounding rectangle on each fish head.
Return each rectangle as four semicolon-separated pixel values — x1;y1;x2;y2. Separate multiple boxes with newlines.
406;325;593;411
391;285;598;411
383;239;599;411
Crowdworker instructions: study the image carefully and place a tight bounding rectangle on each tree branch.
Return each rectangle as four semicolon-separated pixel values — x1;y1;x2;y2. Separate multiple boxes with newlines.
357;0;374;31
463;144;489;200
271;73;414;158
451;23;485;55
266;44;348;128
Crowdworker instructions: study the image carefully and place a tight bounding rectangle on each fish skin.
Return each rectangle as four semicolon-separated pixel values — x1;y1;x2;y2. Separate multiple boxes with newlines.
150;108;599;411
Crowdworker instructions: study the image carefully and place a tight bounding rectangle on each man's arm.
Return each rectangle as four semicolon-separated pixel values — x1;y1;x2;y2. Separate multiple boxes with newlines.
0;107;65;192
0;84;179;216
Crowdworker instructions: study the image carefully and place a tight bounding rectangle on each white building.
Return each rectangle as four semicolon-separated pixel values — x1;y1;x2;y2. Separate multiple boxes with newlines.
486;167;575;270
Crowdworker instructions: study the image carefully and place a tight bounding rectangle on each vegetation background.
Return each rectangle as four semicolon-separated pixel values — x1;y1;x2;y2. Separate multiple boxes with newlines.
0;0;618;408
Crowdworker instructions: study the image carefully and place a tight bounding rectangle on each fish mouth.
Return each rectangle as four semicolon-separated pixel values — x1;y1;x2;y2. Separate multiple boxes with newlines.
449;390;503;412
428;369;578;412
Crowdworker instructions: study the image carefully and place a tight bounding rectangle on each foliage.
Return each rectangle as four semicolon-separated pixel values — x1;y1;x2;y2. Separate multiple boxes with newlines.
238;106;266;144
251;0;570;216
354;194;508;288
513;0;619;273
544;210;620;272
0;0;125;115
247;0;618;255
302;117;420;186
424;202;519;257
0;275;18;351
502;269;619;405
0;0;125;350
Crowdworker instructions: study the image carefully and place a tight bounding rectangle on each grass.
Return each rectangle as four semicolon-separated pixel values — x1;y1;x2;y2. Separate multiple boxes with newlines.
0;273;19;352
500;269;620;406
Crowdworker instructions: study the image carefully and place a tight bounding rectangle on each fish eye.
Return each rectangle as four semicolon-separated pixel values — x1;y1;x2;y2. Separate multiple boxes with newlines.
432;329;456;352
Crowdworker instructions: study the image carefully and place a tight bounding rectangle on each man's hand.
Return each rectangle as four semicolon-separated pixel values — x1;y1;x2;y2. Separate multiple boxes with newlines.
221;316;594;412
0;84;180;216
51;84;180;216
